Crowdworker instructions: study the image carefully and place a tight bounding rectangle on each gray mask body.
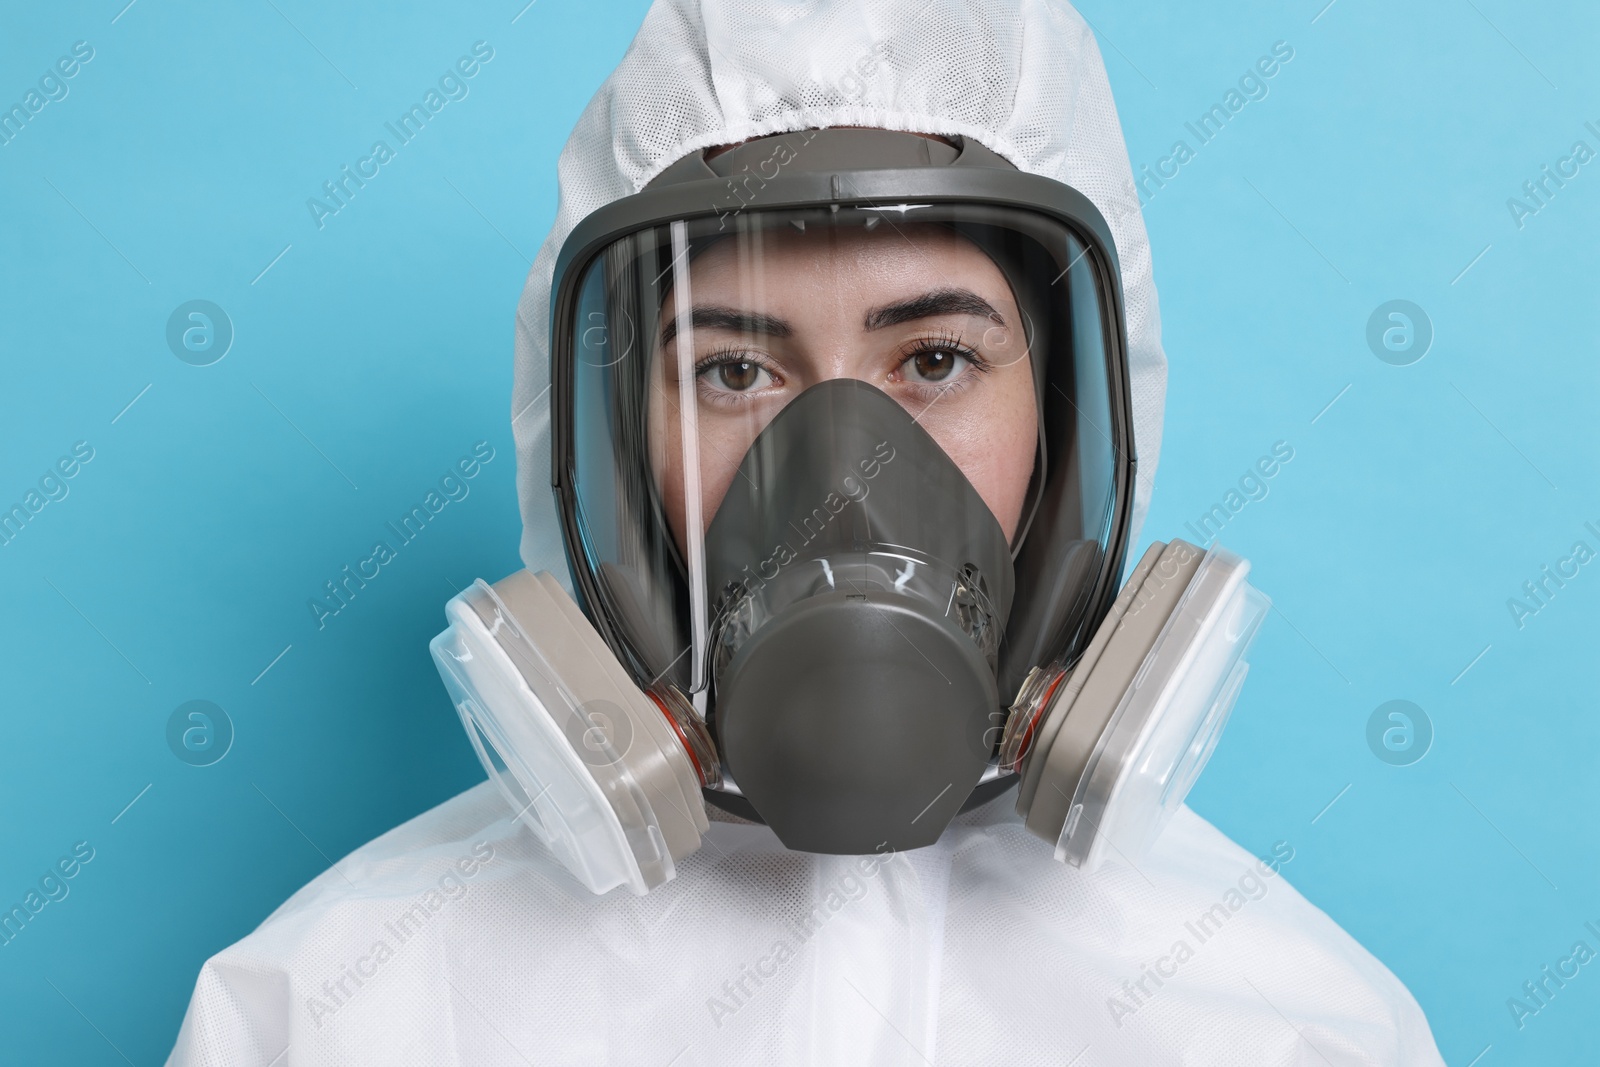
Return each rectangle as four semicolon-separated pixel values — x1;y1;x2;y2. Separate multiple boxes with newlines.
704;379;1014;853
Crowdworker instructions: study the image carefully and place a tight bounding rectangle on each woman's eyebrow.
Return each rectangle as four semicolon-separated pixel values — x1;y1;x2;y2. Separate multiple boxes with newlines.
661;306;793;346
863;287;1004;331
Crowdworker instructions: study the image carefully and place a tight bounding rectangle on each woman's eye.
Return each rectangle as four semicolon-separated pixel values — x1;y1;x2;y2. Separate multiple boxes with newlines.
699;358;772;393
904;347;969;384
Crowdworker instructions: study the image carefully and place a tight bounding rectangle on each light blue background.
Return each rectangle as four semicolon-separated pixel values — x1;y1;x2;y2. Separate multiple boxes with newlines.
0;1;1594;1063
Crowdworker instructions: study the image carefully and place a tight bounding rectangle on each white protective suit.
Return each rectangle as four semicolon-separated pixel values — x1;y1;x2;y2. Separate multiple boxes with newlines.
168;1;1447;1063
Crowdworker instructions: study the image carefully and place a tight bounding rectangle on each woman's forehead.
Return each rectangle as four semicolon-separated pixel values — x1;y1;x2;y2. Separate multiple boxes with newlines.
681;223;1017;311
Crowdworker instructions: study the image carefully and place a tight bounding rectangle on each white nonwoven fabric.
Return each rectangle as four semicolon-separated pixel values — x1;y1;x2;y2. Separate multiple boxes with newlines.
513;0;1170;579
166;784;1443;1065
168;0;1448;1062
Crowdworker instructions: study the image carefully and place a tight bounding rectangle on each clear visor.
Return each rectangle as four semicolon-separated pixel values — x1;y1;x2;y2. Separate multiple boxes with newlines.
558;201;1126;727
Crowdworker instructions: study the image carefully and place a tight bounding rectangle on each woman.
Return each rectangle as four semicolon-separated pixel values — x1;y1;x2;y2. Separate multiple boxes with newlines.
168;2;1446;1063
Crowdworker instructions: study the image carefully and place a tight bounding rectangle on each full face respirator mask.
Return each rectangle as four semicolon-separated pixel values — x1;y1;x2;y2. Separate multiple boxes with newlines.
431;129;1270;895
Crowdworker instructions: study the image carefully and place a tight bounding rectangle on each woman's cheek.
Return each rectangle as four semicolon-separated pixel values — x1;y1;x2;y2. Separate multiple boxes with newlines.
940;400;1036;542
699;448;739;535
691;419;765;536
647;399;690;550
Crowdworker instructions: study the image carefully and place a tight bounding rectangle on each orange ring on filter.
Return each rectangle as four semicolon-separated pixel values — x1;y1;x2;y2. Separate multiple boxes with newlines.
645;686;722;788
999;665;1069;773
